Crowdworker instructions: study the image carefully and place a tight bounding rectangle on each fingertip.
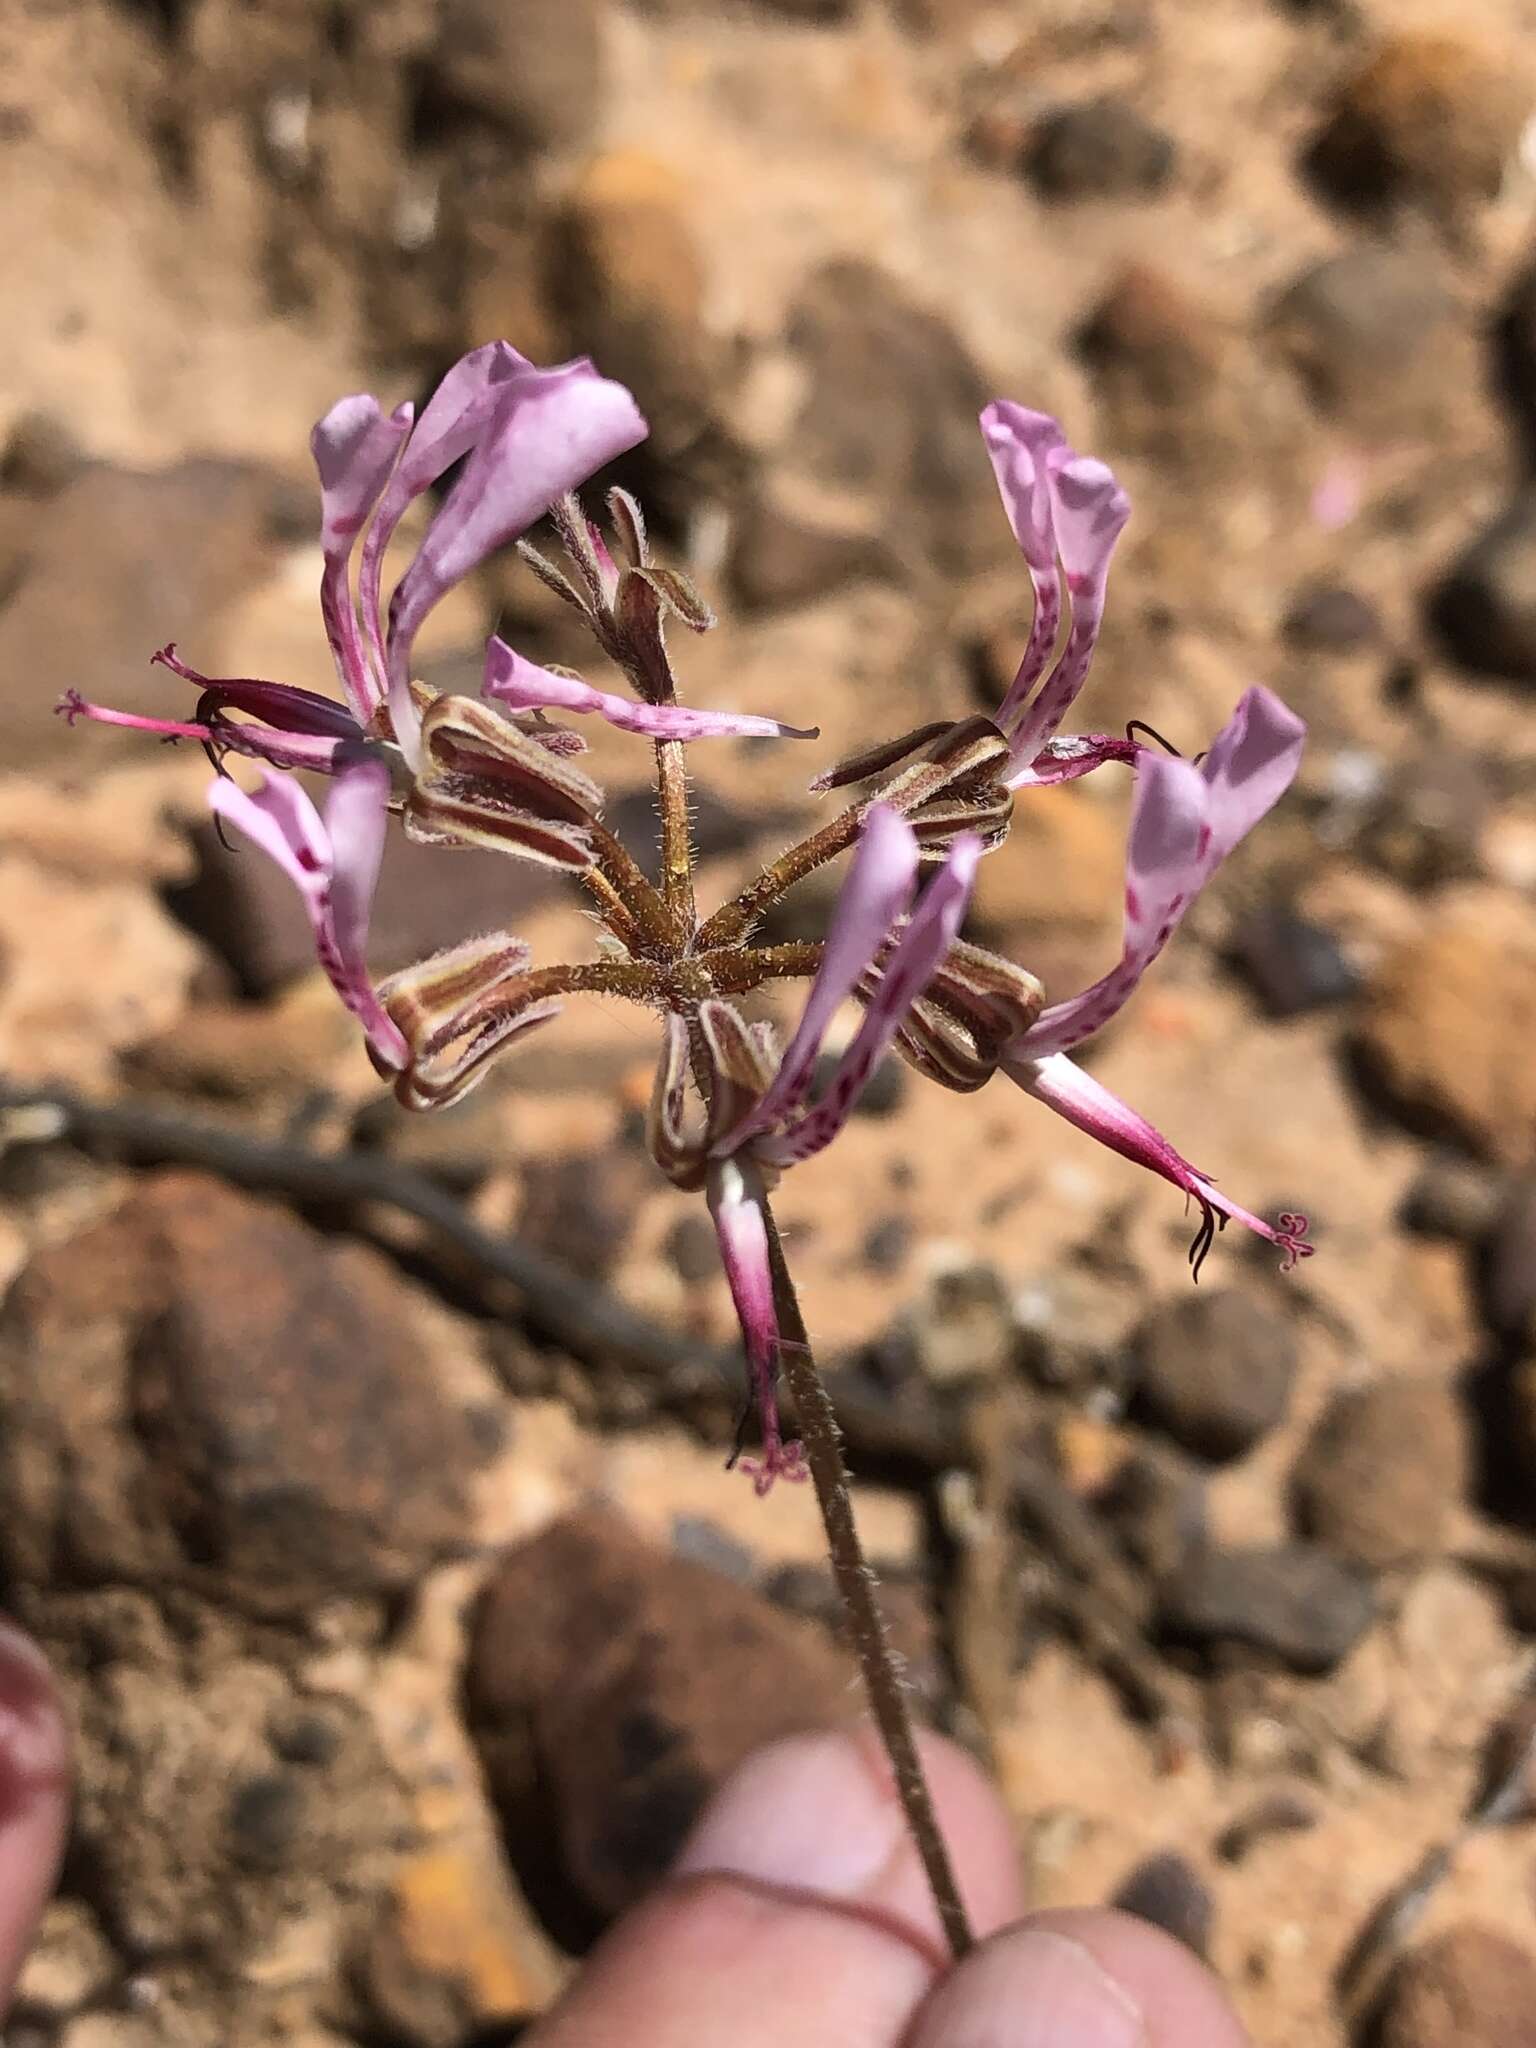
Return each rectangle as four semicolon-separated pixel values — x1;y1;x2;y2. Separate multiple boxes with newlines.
0;1616;71;2006
905;1908;1250;2048
675;1726;1025;1955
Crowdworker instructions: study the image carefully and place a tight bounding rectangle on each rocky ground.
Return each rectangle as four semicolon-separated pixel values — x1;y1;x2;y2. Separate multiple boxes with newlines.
4;0;1536;2042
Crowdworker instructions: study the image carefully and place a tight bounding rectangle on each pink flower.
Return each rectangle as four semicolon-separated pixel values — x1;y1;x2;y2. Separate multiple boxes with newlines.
980;401;1132;786
207;755;407;1074
653;807;981;1490
1000;686;1314;1269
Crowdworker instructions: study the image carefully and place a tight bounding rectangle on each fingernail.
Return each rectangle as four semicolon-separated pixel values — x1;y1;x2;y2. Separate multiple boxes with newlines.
674;1731;910;1904
910;1929;1147;2048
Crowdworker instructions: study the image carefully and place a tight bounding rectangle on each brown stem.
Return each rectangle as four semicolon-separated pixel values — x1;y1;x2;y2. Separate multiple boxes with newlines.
654;738;696;938
700;941;825;994
586;821;675;958
761;1201;975;1962
695;803;865;952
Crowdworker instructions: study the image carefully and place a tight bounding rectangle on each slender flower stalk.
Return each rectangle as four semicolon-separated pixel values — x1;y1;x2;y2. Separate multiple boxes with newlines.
60;338;1315;1957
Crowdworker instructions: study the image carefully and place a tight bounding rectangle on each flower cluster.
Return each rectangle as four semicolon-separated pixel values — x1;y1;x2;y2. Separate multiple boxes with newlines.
61;342;1311;1491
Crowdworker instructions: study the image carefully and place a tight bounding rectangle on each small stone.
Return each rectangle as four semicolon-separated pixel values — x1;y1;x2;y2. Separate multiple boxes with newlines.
1;409;89;497
1215;1787;1321;1863
1269;248;1463;434
465;1509;854;1933
168;817;555;996
663;1213;721;1285
728;491;891;612
544;150;722;463
224;1771;306;1874
1495;257;1536;453
862;1217;912;1275
427;0;605;154
1281;584;1381;653
1355;893;1536;1164
12;1898;115;2019
1401;1154;1504;1242
1025;96;1175;200
1291;1379;1469;1569
1483;1175;1536;1344
0;1174;480;1613
1307;33;1532;218
1230;905;1359;1018
905;1261;1018;1385
1111;1852;1213;1958
781;259;1012;580
1365;753;1492;888
1160;1542;1375;1673
516;1148;649;1282
1076;262;1224;412
1099;1443;1208;1583
1432;493;1536;682
751;0;851;18
1377;1924;1536;2048
1132;1289;1299;1462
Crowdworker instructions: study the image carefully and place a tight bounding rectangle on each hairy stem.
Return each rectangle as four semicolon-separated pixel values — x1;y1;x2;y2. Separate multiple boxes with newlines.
695;804;865;952
761;1202;975;1962
654;737;697;938
585;821;675;958
701;940;825;994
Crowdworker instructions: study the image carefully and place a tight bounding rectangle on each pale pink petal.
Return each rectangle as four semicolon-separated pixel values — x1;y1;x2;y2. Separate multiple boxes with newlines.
1013;752;1207;1059
311;395;414;721
764;830;982;1168
1007;451;1130;764
1195;685;1307;863
358;343;527;685
722;805;920;1150
1013;690;1306;1060
705;1158;804;1495
481;637;816;743
386;358;647;763
208;766;407;1070
981;402;1067;729
1005;1051;1314;1274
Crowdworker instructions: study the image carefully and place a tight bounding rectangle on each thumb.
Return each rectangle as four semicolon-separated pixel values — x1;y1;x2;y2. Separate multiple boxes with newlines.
524;1728;1024;2048
0;1617;71;2013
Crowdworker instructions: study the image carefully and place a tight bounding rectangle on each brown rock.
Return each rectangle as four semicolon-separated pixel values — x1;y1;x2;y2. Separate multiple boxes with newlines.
1484;1175;1536;1345
1308;34;1532;219
1432;493;1536;683
1076;262;1225;415
166;816;556;996
1355;892;1536;1164
465;1509;856;1934
1;461;286;769
1269;247;1468;438
1111;1851;1213;1958
728;490;893;612
0;1174;479;1614
544;150;723;464
1291;1379;1469;1568
1025;96;1175;202
1132;1289;1299;1463
1378;1924;1536;2048
1159;1542;1375;1673
428;0;607;155
780;259;1012;580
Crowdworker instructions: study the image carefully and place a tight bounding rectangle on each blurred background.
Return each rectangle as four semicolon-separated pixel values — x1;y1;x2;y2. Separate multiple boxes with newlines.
4;0;1536;2042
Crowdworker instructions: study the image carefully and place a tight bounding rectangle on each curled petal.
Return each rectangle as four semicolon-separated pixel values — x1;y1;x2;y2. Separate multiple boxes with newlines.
358;342;527;685
981;401;1068;726
386;357;648;763
390;998;563;1112
726;805;920;1146
705;1157;804;1496
208;759;407;1070
311;394;413;721
762;831;982;1168
379;931;535;1057
1005;1051;1315;1276
699;998;780;1149
482;638;816;743
1006;452;1130;765
1013;689;1306;1061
